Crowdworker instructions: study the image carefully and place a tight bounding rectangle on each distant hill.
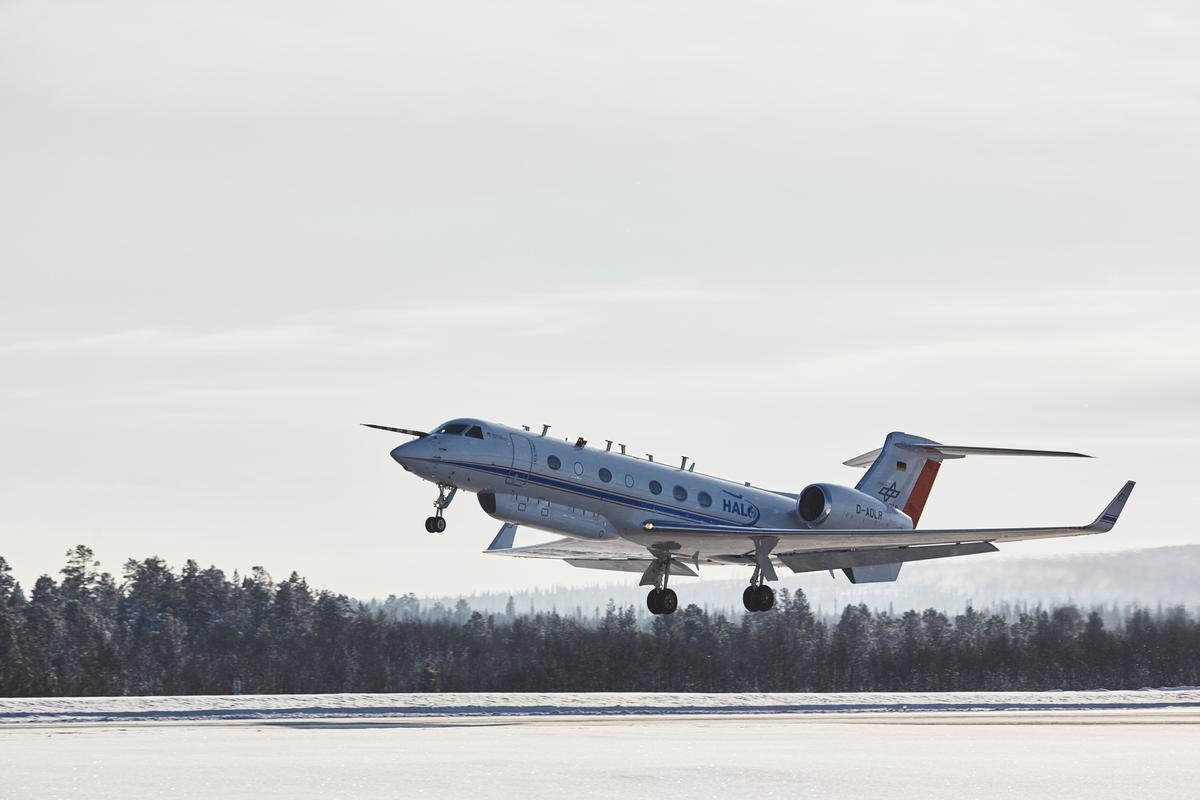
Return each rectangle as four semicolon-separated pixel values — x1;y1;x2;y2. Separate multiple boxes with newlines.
418;545;1200;620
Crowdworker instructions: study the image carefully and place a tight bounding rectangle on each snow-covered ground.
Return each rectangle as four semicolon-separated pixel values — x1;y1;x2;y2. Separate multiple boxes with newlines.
2;703;1198;800
1;689;1199;724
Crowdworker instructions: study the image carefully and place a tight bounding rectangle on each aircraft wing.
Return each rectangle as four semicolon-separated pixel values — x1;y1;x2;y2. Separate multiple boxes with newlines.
629;481;1135;555
482;529;698;576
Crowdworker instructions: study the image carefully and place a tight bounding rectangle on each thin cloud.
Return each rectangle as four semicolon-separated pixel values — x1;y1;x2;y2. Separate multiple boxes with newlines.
4;325;328;355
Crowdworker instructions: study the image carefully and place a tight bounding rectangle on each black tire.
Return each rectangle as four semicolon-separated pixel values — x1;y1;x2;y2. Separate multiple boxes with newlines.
433;516;447;533
646;589;663;615
742;586;759;612
659;588;678;614
424;517;436;533
756;584;775;611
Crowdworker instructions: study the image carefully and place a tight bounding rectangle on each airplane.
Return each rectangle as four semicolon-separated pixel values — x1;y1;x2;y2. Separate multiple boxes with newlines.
366;418;1134;615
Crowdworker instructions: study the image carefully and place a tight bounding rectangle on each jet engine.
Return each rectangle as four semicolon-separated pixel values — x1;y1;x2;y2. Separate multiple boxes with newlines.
795;483;913;530
478;491;615;539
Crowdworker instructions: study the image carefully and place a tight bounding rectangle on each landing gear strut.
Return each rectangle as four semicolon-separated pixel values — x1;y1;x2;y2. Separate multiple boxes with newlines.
742;566;775;613
645;557;679;615
424;484;457;533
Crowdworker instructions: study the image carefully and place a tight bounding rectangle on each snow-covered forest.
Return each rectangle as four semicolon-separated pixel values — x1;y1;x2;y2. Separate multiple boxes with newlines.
1;546;1198;696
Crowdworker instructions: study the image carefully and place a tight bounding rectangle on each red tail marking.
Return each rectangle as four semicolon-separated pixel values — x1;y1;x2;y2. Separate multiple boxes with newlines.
902;460;941;527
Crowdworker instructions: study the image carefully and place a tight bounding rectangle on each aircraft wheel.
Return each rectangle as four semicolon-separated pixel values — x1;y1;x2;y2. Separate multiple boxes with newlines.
755;584;775;611
659;588;678;615
646;589;663;615
432;516;447;533
743;586;759;612
424;517;436;533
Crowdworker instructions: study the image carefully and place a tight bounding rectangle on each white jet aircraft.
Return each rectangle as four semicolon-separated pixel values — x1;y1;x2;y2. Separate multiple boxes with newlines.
367;419;1134;615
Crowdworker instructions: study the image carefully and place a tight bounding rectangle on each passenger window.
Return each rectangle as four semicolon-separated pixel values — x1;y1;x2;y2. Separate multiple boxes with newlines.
598;467;612;483
574;462;584;476
673;485;688;502
649;480;662;495
436;423;469;435
698;491;712;508
624;474;634;488
547;455;561;470
465;426;484;439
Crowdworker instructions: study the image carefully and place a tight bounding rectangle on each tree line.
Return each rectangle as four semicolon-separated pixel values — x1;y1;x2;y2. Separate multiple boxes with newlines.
1;547;1198;696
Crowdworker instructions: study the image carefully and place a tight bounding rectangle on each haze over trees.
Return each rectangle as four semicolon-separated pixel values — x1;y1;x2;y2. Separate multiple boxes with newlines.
1;547;1198;696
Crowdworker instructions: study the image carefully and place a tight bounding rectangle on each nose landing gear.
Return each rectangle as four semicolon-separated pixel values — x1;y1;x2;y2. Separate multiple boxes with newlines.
423;484;457;533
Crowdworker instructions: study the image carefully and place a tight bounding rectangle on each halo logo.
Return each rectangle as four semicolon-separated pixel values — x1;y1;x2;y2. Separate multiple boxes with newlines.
720;490;761;524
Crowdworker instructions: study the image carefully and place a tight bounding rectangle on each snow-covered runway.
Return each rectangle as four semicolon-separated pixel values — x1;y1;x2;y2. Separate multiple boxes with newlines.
3;689;1200;723
3;693;1198;799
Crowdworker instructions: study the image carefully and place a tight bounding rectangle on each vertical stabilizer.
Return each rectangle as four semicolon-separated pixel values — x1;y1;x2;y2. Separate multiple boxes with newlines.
849;432;945;526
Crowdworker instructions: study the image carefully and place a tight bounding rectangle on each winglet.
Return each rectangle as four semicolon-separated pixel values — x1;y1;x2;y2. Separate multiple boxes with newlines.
1090;481;1135;532
485;523;518;552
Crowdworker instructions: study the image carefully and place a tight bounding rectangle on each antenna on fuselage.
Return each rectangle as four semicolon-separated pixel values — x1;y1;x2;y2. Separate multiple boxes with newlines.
522;425;530;431
574;437;587;448
605;440;613;452
646;454;654;462
688;463;696;472
679;456;689;470
619;444;626;455
540;424;550;437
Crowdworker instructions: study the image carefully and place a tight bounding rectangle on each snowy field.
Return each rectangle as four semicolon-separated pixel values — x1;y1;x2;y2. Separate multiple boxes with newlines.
3;693;1199;800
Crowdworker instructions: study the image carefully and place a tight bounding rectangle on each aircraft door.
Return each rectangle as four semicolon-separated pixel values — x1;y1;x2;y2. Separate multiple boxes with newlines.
508;435;534;486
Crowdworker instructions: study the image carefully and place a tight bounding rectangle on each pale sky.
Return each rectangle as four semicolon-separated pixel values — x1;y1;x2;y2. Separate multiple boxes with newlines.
2;1;1199;598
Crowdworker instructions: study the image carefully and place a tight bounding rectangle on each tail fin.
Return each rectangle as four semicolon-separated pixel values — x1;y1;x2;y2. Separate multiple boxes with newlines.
846;433;1092;527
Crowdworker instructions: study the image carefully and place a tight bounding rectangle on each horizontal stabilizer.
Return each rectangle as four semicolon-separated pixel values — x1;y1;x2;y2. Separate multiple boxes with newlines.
845;441;1091;467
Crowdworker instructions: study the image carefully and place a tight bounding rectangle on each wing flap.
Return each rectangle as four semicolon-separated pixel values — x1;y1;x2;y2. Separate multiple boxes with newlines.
775;541;997;573
484;535;651;561
565;559;698;576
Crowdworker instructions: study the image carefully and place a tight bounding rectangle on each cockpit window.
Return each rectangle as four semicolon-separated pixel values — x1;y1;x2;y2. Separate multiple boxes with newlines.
437;423;469;435
465;425;484;439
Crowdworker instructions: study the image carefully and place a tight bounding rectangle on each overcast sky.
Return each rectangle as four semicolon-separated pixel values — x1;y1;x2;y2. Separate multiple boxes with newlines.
2;1;1198;598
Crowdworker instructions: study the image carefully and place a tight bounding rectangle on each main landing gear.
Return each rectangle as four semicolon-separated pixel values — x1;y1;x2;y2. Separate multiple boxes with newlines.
647;587;678;615
742;567;775;613
645;557;679;615
423;484;457;533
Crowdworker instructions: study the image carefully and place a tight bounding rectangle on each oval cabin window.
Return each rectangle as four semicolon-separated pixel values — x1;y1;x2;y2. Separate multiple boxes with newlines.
673;485;688;502
547;455;561;470
598;467;612;483
649;480;662;495
698;491;712;508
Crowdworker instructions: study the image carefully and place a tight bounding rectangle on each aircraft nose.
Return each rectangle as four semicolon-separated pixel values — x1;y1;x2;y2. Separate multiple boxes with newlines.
390;442;417;470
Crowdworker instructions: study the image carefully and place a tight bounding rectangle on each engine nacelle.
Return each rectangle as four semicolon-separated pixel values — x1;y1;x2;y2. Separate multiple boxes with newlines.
478;491;615;539
796;483;913;530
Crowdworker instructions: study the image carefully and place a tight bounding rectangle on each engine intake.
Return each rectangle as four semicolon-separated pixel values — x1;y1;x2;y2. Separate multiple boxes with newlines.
798;485;831;524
